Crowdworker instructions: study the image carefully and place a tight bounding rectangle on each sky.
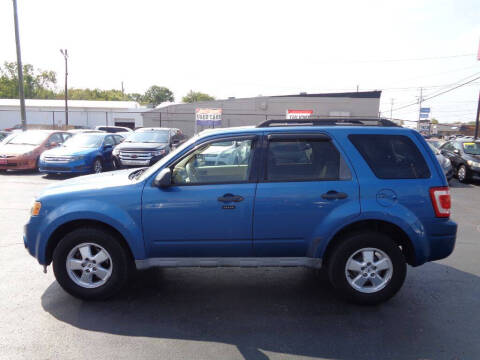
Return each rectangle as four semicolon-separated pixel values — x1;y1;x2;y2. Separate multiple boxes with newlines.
0;0;479;123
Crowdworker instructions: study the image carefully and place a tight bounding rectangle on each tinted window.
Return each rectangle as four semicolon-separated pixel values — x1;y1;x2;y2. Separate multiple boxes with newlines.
349;134;430;179
266;138;351;181
104;136;115;146
48;133;64;144
113;135;124;144
172;138;255;185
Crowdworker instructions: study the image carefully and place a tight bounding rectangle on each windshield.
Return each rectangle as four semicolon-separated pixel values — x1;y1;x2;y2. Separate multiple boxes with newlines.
137;136;198;181
6;132;48;146
63;134;104;148
125;131;169;143
463;142;480;155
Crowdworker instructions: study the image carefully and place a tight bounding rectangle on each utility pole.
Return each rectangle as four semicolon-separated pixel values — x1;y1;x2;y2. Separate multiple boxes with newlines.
60;49;68;128
12;0;27;131
390;98;394;121
474;91;479;140
417;87;423;131
121;81;124;95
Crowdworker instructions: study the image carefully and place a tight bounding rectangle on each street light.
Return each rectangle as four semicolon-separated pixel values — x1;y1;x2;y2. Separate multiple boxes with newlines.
60;49;68;128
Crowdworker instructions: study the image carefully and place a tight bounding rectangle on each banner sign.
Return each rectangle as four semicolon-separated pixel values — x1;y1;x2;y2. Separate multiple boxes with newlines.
419;113;429;118
286;109;313;119
195;108;222;126
420;107;430;113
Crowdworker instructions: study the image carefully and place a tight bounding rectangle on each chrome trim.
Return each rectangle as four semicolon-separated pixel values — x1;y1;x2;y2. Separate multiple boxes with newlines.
135;257;322;270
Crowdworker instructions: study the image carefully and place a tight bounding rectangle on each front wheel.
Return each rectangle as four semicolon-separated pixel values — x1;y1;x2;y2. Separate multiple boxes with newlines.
93;158;103;174
457;165;468;183
52;227;132;300
327;232;406;305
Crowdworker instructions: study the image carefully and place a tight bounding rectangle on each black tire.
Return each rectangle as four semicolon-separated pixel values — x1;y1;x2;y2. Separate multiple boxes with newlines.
52;227;132;300
92;158;103;174
457;165;468;183
113;157;121;170
327;231;406;305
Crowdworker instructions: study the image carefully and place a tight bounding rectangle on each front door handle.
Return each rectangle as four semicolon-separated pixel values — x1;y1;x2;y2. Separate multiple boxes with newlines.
321;191;348;200
218;193;244;202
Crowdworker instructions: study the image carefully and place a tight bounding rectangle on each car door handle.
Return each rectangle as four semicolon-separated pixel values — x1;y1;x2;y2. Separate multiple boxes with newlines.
321;191;348;200
218;193;244;202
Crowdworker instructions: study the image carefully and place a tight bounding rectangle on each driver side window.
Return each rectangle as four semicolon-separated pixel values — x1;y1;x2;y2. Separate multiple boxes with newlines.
172;138;255;185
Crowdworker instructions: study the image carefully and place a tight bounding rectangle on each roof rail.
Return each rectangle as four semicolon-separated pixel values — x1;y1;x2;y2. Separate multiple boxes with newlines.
256;118;400;128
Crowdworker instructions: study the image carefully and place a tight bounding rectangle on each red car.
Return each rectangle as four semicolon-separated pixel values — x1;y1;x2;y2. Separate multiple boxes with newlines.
0;130;71;171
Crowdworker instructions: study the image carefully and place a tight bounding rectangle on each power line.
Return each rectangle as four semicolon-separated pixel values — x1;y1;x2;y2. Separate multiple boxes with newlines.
314;53;476;64
391;73;480;112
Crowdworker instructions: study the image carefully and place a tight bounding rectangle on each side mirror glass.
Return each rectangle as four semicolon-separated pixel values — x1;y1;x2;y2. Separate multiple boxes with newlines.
153;168;172;188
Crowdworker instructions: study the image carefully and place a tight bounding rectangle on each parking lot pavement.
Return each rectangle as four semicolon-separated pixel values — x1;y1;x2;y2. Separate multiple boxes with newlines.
1;171;480;360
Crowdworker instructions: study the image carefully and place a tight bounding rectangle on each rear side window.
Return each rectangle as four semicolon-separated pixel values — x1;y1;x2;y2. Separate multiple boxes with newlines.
349;134;430;179
266;138;351;181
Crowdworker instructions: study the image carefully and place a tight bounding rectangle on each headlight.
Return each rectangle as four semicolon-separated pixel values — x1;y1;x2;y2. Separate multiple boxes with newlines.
70;155;84;161
467;160;480;168
22;151;33;157
40;153;46;161
151;149;166;156
113;148;120;156
444;158;451;167
31;201;42;216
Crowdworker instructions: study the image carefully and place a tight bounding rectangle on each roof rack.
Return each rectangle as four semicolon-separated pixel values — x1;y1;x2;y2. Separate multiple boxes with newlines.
256;117;400;128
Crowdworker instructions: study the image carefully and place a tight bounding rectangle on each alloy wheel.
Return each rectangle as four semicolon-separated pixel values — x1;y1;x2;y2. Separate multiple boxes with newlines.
344;247;393;294
66;242;113;288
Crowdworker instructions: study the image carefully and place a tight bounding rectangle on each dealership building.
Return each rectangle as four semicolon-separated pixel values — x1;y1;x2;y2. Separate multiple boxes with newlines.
0;99;147;130
142;91;382;136
0;91;381;134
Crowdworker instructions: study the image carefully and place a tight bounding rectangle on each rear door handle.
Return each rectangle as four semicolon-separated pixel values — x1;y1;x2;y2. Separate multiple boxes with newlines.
321;191;348;200
218;193;244;202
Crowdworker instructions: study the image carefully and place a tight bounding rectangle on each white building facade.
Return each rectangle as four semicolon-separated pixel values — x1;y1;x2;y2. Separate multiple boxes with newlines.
0;99;148;130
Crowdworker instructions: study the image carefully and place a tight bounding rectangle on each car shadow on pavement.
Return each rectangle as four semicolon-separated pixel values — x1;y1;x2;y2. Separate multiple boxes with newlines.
41;263;480;360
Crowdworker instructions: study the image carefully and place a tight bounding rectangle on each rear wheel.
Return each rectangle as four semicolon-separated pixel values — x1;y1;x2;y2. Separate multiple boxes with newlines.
327;231;406;305
52;227;132;300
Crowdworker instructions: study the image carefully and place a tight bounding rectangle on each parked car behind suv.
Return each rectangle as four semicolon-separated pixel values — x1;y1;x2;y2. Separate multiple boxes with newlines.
427;141;453;181
39;133;125;174
24;118;456;305
439;140;480;182
113;127;187;168
0;130;71;172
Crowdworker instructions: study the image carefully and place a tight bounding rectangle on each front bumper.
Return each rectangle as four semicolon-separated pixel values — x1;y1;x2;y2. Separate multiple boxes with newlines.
0;155;37;170
469;166;480;180
39;159;92;174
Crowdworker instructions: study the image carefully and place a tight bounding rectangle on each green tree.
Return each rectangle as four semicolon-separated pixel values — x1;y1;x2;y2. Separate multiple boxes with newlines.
430;118;439;124
182;90;215;103
142;85;174;107
0;61;57;99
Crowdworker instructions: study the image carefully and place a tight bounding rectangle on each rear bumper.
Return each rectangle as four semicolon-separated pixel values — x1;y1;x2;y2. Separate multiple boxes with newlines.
415;219;457;265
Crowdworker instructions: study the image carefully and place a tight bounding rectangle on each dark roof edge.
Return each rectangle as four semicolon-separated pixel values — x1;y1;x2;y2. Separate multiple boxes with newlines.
272;90;382;99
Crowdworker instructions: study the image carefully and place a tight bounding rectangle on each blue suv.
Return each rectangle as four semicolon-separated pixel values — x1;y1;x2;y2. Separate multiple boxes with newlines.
24;118;457;304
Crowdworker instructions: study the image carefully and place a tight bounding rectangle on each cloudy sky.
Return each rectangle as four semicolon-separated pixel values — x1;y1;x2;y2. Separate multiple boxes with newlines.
0;0;479;123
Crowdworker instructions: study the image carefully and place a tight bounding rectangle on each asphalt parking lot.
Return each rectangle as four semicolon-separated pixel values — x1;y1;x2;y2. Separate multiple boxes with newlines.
1;171;479;360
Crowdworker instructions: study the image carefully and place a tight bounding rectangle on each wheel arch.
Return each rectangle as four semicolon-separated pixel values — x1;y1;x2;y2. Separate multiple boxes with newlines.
322;219;416;266
45;219;134;265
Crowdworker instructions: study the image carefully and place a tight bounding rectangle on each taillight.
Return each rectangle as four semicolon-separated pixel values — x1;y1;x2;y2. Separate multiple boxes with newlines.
429;187;451;218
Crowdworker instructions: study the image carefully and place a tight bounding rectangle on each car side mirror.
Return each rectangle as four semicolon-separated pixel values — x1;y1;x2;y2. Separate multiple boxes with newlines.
153;168;172;188
48;141;59;148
